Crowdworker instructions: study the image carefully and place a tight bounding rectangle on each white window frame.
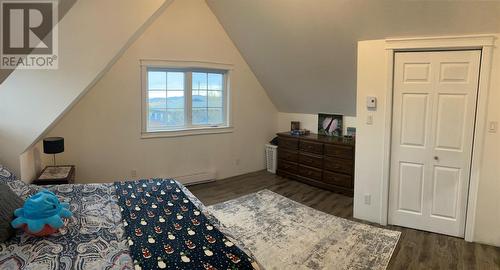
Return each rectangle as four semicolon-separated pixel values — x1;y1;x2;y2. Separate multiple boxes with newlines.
140;60;233;138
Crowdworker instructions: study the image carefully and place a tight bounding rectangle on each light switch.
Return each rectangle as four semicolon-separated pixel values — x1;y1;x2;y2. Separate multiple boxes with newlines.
488;121;498;133
366;115;373;125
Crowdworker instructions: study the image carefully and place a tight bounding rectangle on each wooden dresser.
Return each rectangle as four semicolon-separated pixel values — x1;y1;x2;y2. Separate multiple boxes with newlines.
276;132;355;196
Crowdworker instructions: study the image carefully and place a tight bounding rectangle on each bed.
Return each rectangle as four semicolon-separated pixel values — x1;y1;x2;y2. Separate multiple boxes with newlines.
0;166;259;270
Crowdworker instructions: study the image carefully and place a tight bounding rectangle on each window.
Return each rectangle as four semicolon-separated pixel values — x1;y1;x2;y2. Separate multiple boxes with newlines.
141;61;232;137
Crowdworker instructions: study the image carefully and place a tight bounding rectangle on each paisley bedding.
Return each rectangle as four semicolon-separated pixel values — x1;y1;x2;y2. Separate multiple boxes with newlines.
0;176;256;270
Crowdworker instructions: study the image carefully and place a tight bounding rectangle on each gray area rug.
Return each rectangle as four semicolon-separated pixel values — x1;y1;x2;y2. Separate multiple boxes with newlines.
207;190;400;270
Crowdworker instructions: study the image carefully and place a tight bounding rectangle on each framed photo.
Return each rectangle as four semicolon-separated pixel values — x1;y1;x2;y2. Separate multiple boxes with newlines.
346;127;356;138
318;113;343;137
291;121;300;131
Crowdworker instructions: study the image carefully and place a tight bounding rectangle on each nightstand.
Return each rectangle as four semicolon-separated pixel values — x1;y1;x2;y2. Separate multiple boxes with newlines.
33;165;75;185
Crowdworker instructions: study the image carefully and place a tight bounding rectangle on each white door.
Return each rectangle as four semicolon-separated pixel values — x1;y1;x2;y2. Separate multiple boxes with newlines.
388;50;481;237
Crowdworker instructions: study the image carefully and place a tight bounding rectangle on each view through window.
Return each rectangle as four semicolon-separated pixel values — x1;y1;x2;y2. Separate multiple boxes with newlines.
145;68;227;132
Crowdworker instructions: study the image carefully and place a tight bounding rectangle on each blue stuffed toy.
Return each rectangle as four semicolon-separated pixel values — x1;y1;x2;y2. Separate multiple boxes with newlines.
11;189;72;236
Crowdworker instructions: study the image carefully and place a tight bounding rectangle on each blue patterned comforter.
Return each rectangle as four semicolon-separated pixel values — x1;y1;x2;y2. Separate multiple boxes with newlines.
115;179;256;270
0;176;255;270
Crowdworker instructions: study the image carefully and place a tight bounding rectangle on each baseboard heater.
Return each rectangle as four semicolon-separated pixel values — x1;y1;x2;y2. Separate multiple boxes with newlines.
173;171;216;186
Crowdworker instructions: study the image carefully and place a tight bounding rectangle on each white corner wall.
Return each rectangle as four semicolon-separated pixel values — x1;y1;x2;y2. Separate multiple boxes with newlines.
353;40;388;223
354;38;500;246
30;0;277;183
473;36;500;246
0;0;168;178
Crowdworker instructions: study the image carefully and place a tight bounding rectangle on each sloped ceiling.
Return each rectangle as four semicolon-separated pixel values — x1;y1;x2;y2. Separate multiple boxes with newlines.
206;0;500;116
0;0;169;176
0;0;77;83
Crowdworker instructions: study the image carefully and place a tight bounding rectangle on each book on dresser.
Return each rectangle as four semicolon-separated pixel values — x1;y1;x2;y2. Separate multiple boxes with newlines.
276;132;355;196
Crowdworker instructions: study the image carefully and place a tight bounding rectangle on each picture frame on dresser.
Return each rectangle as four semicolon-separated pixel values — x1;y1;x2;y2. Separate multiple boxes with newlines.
318;113;343;137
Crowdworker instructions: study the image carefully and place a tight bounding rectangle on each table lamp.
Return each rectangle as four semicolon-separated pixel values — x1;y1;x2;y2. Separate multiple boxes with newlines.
43;137;64;166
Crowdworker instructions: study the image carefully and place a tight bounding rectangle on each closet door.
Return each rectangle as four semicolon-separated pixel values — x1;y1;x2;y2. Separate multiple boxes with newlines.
388;50;481;237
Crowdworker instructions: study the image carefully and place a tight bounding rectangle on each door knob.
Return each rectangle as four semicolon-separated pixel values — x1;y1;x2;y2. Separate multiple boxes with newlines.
434;156;439;161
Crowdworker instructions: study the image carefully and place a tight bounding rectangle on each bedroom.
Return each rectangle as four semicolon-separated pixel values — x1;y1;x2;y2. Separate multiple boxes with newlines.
0;0;499;269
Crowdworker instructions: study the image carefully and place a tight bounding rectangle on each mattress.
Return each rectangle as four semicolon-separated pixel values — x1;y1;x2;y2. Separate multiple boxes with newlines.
0;178;257;270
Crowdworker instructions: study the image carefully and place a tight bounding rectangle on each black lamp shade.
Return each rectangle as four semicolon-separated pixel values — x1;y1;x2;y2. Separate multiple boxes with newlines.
43;137;64;154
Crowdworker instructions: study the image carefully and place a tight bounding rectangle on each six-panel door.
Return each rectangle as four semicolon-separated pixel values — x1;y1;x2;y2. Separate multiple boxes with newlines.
388;50;481;237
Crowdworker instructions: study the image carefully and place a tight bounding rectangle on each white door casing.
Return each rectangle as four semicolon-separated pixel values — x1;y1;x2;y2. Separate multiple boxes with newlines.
388;50;481;237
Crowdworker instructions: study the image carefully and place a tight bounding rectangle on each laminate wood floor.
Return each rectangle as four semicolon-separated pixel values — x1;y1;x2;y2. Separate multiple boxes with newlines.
188;170;500;270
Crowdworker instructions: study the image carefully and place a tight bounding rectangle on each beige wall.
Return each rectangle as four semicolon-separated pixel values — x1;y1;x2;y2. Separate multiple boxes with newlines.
354;38;500;246
29;0;277;183
277;112;356;135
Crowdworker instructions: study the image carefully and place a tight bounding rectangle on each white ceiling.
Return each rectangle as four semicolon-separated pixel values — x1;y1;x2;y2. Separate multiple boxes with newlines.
206;0;500;116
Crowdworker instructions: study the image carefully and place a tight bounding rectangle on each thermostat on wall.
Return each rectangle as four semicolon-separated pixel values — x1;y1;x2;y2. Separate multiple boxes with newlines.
366;96;377;109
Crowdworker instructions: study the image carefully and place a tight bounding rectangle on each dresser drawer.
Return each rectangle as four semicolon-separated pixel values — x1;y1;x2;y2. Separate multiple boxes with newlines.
278;159;298;174
299;153;323;169
324;144;353;159
278;148;298;163
298;165;322;181
278;137;299;150
323;171;352;188
299;140;323;155
324;156;353;175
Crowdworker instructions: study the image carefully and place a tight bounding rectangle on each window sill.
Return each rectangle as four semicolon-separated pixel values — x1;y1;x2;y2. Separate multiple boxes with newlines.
141;126;234;139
